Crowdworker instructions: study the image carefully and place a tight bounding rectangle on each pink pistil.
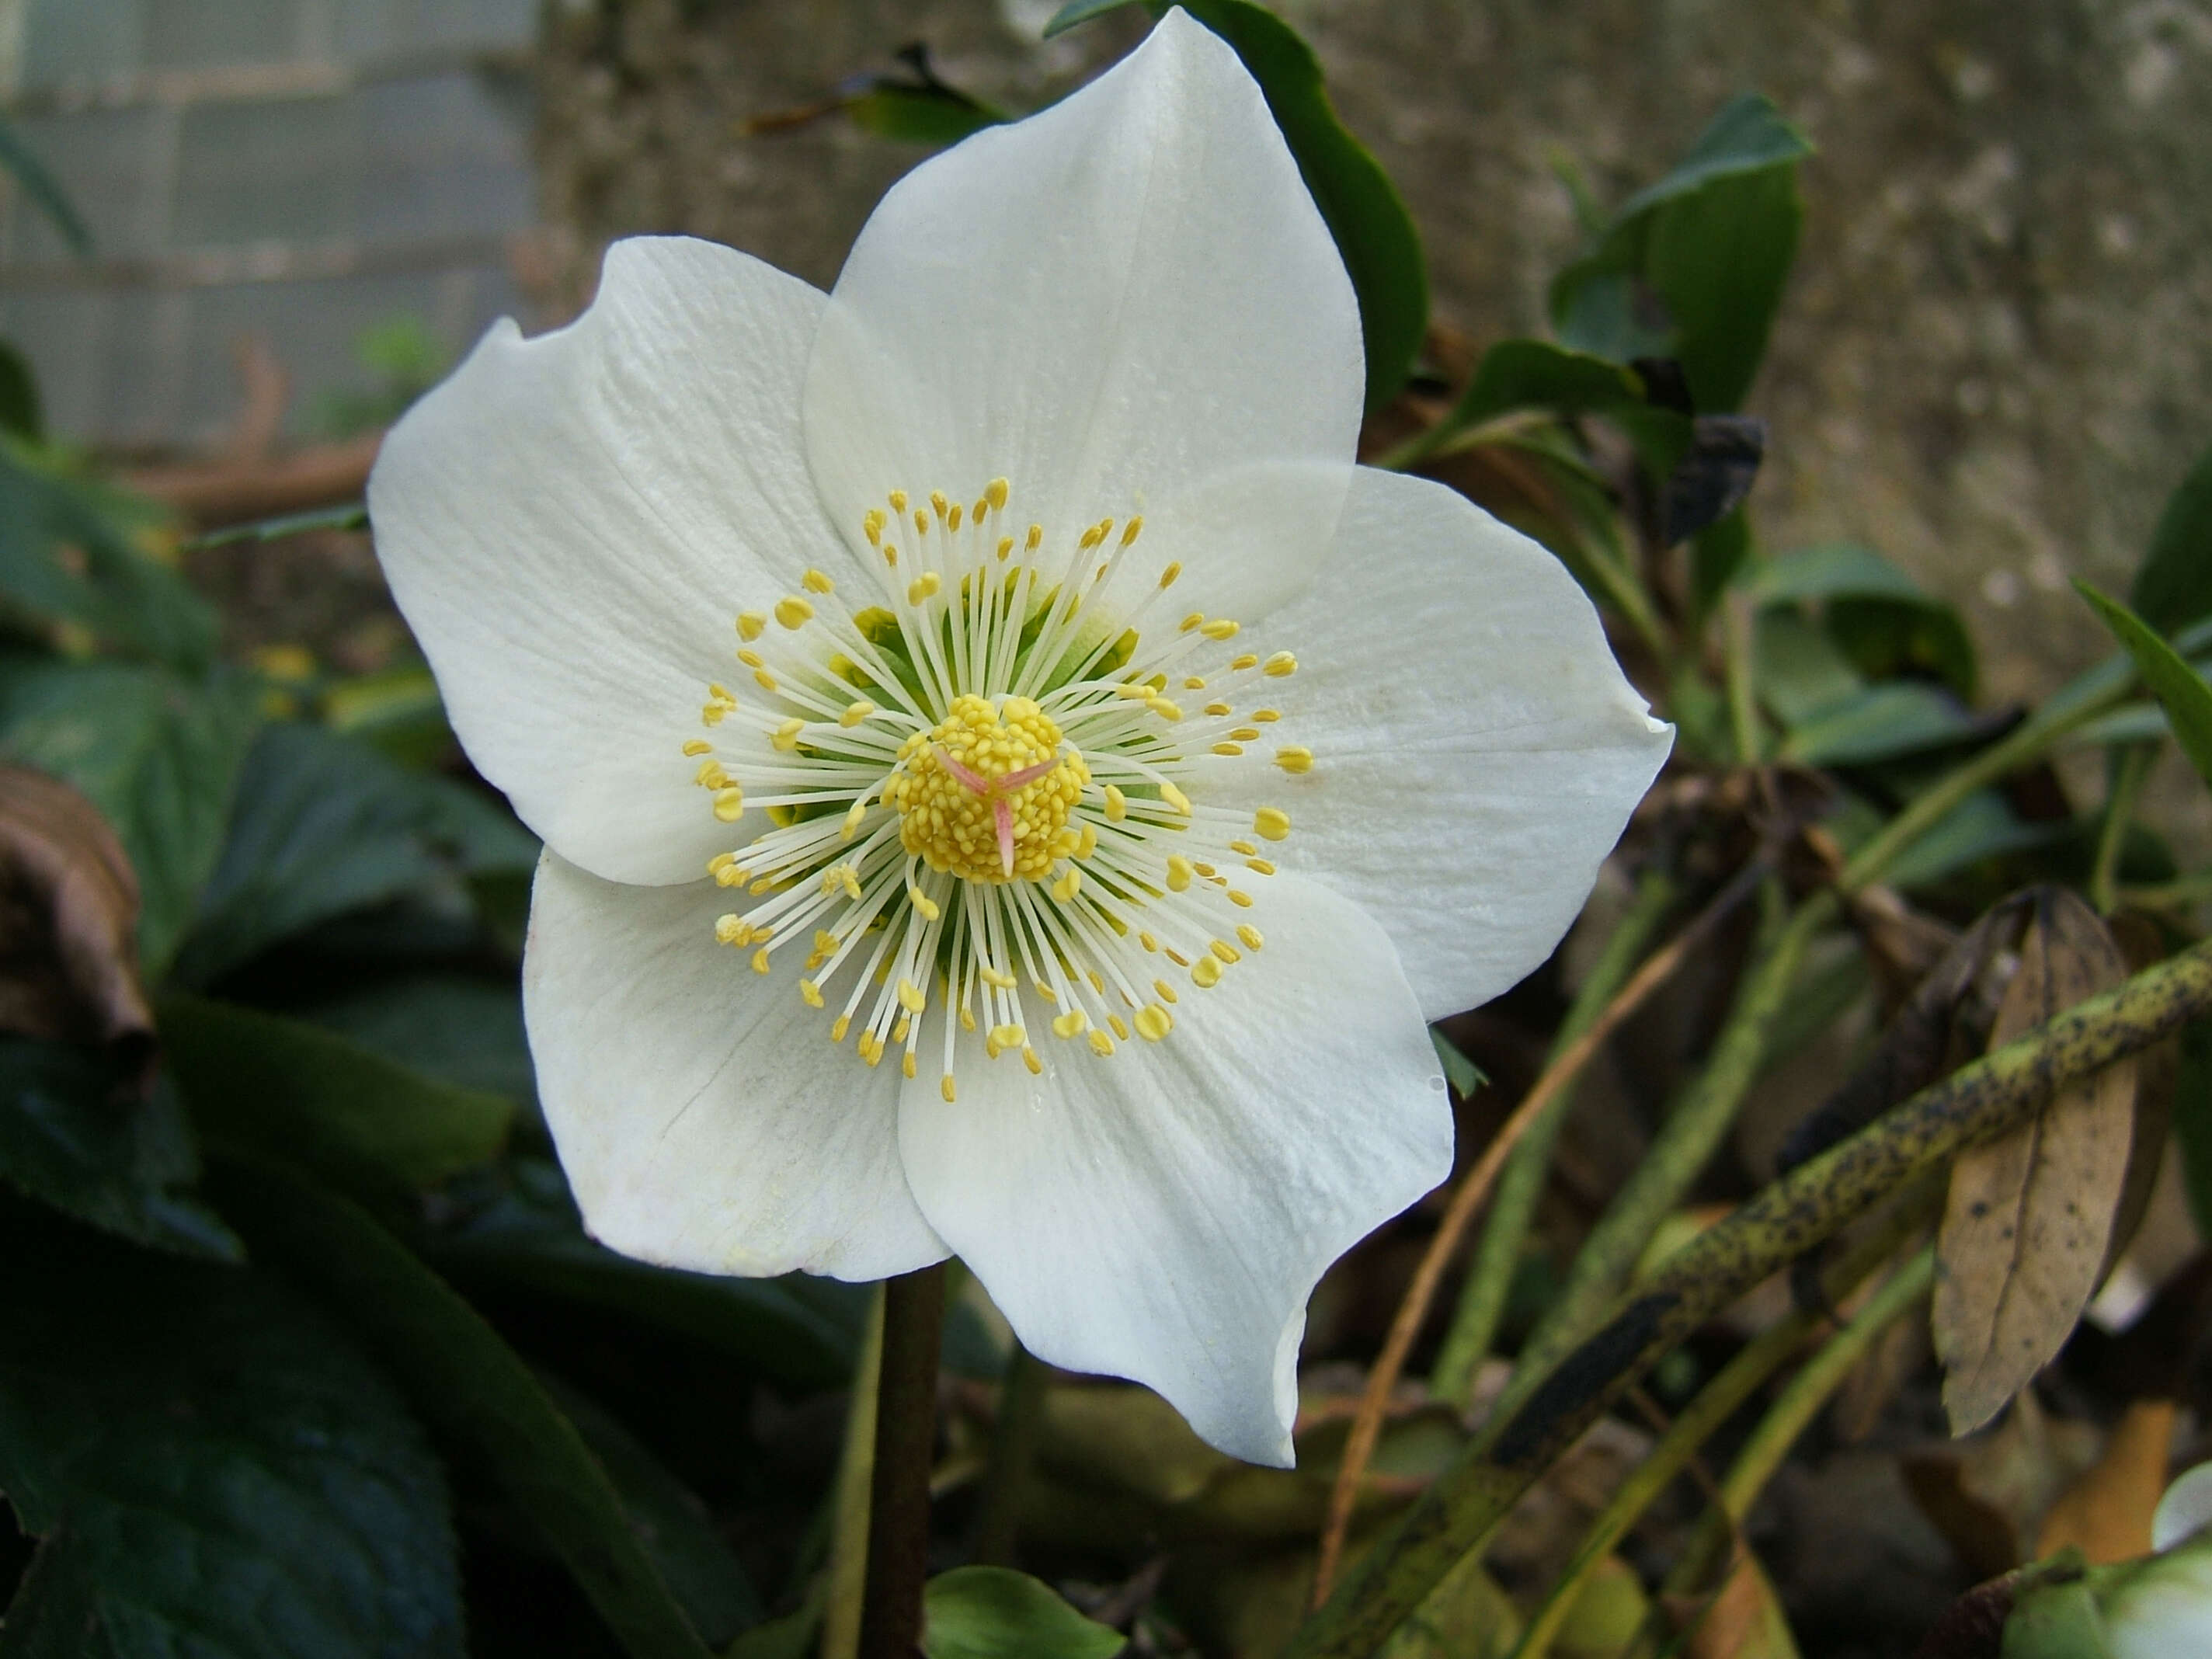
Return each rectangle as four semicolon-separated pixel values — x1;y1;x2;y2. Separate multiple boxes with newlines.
994;796;1017;878
931;743;1065;879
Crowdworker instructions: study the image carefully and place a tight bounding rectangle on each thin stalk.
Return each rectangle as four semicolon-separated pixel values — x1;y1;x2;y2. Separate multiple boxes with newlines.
1495;886;1831;1429
1309;857;1765;1606
1433;869;1681;1405
1657;1246;1937;1621
2091;743;2158;914
1723;592;1762;766
1507;1199;1932;1659
2118;870;2212;911
1286;937;2212;1659
857;1264;946;1659
971;1342;1049;1566
822;1285;886;1659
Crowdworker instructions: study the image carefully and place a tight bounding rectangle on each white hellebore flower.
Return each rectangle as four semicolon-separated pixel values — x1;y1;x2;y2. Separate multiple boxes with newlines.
367;9;1670;1466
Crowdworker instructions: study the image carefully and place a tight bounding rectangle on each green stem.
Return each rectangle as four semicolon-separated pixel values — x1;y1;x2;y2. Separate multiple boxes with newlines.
1286;938;2212;1659
971;1342;1049;1566
2090;743;2156;915
822;1285;886;1659
2118;869;2212;911
1661;1246;1936;1612
1723;593;1762;766
857;1264;946;1659
1494;887;1830;1426
1432;870;1679;1404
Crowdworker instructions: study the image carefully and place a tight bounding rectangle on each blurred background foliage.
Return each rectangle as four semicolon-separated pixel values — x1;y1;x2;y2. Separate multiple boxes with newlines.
2;3;2212;1658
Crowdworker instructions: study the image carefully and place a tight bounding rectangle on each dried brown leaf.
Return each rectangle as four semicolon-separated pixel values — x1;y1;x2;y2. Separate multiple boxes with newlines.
1934;888;2137;1435
0;766;151;1059
2033;1397;2175;1563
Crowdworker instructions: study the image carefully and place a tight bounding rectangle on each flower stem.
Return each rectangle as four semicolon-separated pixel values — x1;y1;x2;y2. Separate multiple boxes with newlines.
972;1341;1049;1566
2090;742;2156;914
1287;937;2212;1659
822;1285;886;1659
857;1263;946;1659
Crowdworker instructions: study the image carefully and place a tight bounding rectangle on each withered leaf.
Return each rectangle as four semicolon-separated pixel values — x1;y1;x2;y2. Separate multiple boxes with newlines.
0;766;151;1062
1933;887;2137;1435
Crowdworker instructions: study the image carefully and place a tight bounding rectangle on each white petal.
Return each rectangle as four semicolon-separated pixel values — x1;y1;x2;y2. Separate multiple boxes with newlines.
896;874;1451;1466
524;850;946;1281
803;9;1362;562
1206;467;1672;1023
370;236;847;886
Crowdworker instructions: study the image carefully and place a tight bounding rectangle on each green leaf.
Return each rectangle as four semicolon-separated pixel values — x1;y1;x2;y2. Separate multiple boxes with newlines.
541;1375;763;1647
1691;510;1752;617
182;501;369;551
2078;580;2212;789
921;1567;1124;1659
0;655;260;972
2174;1019;2212;1240
1165;0;1428;417
1429;1028;1486;1099
0;1532;113;1659
1746;543;1976;699
0;340;44;443
1043;0;1136;35
0;114;92;256
172;720;537;987
0;445;214;666
303;972;536;1108
432;1163;865;1393
1776;682;1981;767
160;993;513;1198
1444;339;1647;430
1551;94;1811;412
848;83;1004;147
0;1205;462;1657
2130;440;2212;637
0;1038;239;1257
1881;788;2059;891
1752;607;1863;727
205;1153;717;1659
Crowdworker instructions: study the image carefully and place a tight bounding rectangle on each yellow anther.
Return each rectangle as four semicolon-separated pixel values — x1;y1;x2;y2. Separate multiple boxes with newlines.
701;702;729;726
1134;1004;1173;1042
1115;682;1155;701
1238;923;1264;951
1159;560;1181;587
1033;979;1057;1003
1228;889;1254;907
712;787;745;822
773;718;805;752
989;1022;1025;1052
897;977;926;1014
895;1052;912;1079
715;864;747;887
996;536;1013;560
948;503;964;530
696;760;730;788
799;979;824;1008
1212;743;1244;756
709;681;736;701
1275;746;1313;774
1228;840;1257;856
889;489;909;512
913;509;930;534
1075;823;1097;860
713;914;749;945
1210;939;1242;964
708;851;736;875
1230;652;1259;671
830;1014;850;1042
736;650;765;670
736;611;766;641
1050;867;1082;903
1160;781;1192;816
979;965;1017;990
1230;727;1261;743
1114;516;1143;546
896;1013;912;1044
930;489;949;521
1079;521;1106;551
1108;1014;1132;1041
840;865;863;900
960;1006;976;1031
1191;955;1223;989
1252;708;1281;722
1264;652;1297;677
753;669;779;693
1052;1009;1087;1040
986;477;1009;510
863;510;884;545
941;1074;957;1103
1103;784;1127;822
1166;855;1194;892
1254;807;1291;841
1201;618;1240;641
906;572;941;605
1180;612;1205;633
1148;697;1183;722
1204;701;1233;717
1152;978;1179;1004
683;738;712;756
841;798;868;841
1023;1046;1042;1075
840;700;875;727
1025;523;1042;551
1247;858;1276;875
750;947;771;974
907;886;941;921
1087;1029;1116;1056
883;544;899;565
805;568;838;595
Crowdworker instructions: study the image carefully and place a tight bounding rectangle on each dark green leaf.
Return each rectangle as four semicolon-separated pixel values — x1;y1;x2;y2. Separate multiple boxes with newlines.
172;720;537;987
2078;580;2212;788
1752;607;1863;727
2175;1020;2212;1239
206;1153;717;1659
541;1375;763;1647
2130;440;2212;637
0;115;92;256
303;972;536;1108
433;1164;864;1393
1883;789;2060;891
0;1205;462;1657
0;341;43;443
182;501;369;551
848;84;1003;147
160;993;513;1198
1691;510;1751;615
922;1567;1124;1659
1741;541;1922;607
1747;543;1977;699
0;656;259;972
1551;94;1811;413
1444;339;1646;430
0;1532;114;1659
1777;682;1981;767
1429;1028;1486;1100
1043;0;1137;35
0;446;214;666
1168;0;1428;417
0;1038;238;1257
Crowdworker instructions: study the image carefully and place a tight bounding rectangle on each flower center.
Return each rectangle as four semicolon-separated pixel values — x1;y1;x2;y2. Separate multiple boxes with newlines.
889;695;1090;882
676;476;1310;1101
